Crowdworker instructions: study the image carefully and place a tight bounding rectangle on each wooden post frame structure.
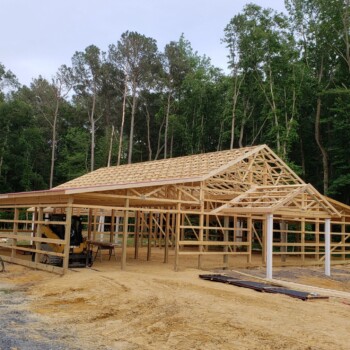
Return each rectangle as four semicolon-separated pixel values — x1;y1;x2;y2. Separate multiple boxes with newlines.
1;144;350;275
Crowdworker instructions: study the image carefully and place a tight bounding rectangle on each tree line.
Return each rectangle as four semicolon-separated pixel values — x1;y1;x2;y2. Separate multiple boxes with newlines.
1;0;350;203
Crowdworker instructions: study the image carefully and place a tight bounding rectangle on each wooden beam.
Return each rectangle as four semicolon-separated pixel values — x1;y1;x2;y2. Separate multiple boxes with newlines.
63;205;72;273
325;218;331;276
35;207;43;265
247;215;252;263
164;211;170;263
147;212;152;261
301;218;305;261
0;255;64;274
174;191;182;271
121;196;130;270
11;208;19;259
223;216;229;268
266;213;273;279
134;211;139;259
198;184;205;269
341;216;346;260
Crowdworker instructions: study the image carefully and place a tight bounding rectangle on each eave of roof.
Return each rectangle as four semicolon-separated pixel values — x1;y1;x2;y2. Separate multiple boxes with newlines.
0;188;67;199
63;176;204;194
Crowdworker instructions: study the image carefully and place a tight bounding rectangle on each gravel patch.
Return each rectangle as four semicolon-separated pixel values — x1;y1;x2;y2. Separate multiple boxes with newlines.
0;283;81;350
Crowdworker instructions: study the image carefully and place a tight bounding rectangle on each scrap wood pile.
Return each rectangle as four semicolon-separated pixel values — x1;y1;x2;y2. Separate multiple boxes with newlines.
199;274;328;301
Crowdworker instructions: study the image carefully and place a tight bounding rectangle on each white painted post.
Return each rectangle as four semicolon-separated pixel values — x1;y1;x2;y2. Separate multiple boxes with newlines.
325;218;331;276
266;213;274;280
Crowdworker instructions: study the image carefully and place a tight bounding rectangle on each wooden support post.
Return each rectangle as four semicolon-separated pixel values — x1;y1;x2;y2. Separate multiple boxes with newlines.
205;203;210;245
247;215;252;263
301;218;305;262
198;185;204;269
157;213;161;248
223;216;229;268
11;208;19;259
35;207;44;264
174;192;182;271
87;208;93;242
147;212;152;261
93;209;97;241
63;205;73;273
31;207;38;245
341;216;346;260
86;208;93;267
134;211;139;259
280;221;287;263
121;197;129;270
180;212;185;250
233;215;237;252
315;219;320;260
110;209;115;243
325;218;331;276
114;216;120;244
262;219;266;264
164;211;170;263
140;212;145;247
266;213;273;280
171;212;175;246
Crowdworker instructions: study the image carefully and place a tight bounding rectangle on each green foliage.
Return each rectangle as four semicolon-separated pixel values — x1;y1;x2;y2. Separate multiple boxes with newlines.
56;127;89;182
0;1;350;204
0;99;47;192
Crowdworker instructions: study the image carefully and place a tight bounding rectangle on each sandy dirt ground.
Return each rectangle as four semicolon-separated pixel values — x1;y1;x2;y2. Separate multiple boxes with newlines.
1;249;350;350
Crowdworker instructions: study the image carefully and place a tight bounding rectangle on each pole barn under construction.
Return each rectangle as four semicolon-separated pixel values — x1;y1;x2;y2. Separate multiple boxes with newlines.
1;144;350;276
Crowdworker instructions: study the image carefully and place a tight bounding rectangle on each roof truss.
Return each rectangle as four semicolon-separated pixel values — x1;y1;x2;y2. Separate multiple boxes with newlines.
210;184;340;217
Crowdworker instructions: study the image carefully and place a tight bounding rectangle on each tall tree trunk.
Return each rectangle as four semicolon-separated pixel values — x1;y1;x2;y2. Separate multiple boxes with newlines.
89;93;96;172
217;120;225;151
170;131;173;158
164;92;171;159
117;80;128;166
107;125;115;167
343;0;350;72
128;85;137;164
230;73;245;149
145;105;152;161
230;106;236;150
282;87;296;159
314;58;329;194
257;67;281;153
239;100;253;148
315;96;329;194
200;114;205;152
155;118;165;160
49;95;59;188
268;69;280;153
238;121;245;148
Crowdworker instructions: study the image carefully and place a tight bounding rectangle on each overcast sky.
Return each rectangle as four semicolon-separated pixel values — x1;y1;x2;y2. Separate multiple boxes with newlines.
1;0;286;86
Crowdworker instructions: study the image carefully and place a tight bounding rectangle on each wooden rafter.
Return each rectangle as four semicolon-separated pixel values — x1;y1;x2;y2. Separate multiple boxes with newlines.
210;184;340;217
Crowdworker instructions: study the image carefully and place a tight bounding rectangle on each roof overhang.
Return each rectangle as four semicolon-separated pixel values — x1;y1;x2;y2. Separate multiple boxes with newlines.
63;176;203;194
210;184;341;218
0;188;70;207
